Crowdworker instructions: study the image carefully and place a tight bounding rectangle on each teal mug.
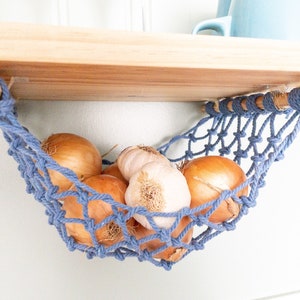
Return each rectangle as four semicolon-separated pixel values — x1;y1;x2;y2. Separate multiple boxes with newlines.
193;0;300;40
216;0;231;17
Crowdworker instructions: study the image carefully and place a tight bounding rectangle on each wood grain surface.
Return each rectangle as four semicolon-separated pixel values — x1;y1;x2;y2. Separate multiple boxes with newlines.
1;22;300;101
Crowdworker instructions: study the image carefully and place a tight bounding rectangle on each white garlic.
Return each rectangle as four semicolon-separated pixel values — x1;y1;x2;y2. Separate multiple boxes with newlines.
125;161;191;229
117;145;171;181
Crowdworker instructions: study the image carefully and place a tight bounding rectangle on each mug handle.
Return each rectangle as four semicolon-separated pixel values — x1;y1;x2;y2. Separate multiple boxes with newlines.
192;16;232;36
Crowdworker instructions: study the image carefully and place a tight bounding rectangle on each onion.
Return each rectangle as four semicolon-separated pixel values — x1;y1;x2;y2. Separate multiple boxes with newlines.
117;145;171;181
181;156;248;223
62;174;134;247
41;133;102;192
102;162;128;185
133;216;193;262
125;161;191;230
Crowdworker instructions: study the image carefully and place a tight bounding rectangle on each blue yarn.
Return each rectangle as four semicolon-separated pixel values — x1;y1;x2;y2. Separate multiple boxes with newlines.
263;92;280;112
218;98;233;115
1;78;300;270
288;88;300;111
231;96;247;115
246;93;265;113
205;101;220;116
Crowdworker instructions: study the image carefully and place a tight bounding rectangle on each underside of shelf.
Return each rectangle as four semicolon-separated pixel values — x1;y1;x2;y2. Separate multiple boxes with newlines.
1;22;300;101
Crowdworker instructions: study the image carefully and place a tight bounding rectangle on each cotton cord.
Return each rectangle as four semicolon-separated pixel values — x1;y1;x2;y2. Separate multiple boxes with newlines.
1;78;300;270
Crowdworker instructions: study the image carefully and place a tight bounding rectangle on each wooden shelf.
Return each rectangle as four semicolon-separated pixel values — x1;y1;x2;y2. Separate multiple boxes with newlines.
1;22;300;101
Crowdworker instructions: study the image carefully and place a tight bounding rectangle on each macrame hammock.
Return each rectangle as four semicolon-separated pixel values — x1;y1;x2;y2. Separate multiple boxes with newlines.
1;78;300;270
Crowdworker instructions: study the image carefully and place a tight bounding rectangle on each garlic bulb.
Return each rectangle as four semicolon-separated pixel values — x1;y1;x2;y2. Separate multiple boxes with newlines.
125;161;191;229
117;145;171;181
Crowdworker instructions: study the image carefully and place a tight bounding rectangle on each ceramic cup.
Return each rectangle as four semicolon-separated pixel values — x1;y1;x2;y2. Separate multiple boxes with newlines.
216;0;231;17
193;0;300;40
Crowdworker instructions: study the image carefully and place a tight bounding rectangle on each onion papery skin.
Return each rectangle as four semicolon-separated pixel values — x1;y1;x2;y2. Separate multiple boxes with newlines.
62;174;134;247
133;216;193;262
117;145;171;181
182;156;248;223
102;162;128;185
41;133;102;192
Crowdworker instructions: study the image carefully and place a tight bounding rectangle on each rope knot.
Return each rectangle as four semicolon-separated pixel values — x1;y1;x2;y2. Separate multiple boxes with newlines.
267;136;281;145
248;135;263;144
241;195;256;208
233;149;248;159
234;131;246;139
188;133;197;142
185;149;194;159
223;221;236;231
219;146;231;155
96;245;107;258
204;144;215;152
114;249;126;261
217;130;228;138
158;229;172;245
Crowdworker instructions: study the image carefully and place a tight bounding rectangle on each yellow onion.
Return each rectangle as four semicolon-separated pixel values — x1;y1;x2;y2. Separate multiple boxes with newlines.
102;162;128;185
181;156;248;223
41;133;102;192
62;174;134;247
133;216;193;262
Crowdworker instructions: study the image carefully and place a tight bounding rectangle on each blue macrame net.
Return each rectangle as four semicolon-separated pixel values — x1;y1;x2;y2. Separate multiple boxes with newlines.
1;78;300;270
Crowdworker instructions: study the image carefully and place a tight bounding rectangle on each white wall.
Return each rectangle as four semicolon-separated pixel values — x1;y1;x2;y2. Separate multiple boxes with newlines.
1;1;300;299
